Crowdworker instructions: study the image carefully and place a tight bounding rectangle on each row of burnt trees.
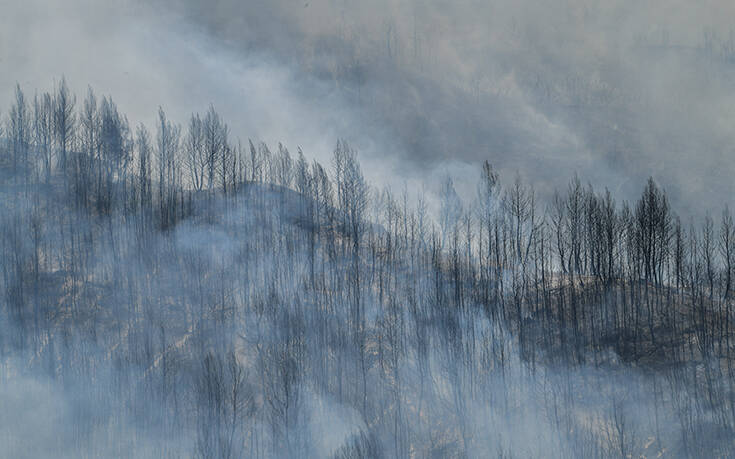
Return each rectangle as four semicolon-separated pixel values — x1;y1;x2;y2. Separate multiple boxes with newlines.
429;163;735;364
6;78;735;364
2;80;315;229
4;79;735;456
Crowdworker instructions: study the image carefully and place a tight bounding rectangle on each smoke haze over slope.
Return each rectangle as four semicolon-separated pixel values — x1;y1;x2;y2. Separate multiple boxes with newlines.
5;2;735;457
4;0;735;211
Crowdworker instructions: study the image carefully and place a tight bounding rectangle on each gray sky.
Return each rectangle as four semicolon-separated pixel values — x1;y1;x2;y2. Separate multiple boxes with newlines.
2;0;735;215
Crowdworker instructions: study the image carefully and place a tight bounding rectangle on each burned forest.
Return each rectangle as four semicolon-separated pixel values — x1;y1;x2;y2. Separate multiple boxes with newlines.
4;1;735;458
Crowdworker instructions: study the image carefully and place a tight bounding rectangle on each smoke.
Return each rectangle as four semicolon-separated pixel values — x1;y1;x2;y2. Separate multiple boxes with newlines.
159;0;735;213
0;0;407;197
4;0;734;213
2;2;735;456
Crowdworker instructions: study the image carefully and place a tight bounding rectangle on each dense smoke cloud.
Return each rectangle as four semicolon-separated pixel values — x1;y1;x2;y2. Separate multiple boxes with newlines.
170;0;735;213
4;0;735;212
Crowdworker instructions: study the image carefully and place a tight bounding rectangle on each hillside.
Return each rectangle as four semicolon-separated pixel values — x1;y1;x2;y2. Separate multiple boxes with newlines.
1;83;735;458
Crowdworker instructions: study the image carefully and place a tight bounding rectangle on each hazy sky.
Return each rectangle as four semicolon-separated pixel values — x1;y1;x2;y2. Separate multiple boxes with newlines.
2;0;735;214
